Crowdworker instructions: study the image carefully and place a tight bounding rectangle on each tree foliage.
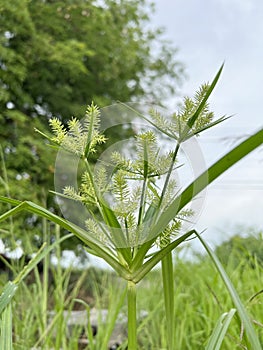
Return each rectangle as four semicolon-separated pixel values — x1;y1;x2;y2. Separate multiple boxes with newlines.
1;0;182;120
0;0;183;249
215;230;263;269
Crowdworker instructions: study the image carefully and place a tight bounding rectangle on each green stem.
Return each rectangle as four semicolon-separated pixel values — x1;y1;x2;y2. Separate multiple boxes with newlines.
83;158;104;216
127;280;137;350
161;252;175;350
138;139;149;227
83;159;131;262
137;176;148;227
159;142;180;208
41;217;49;333
0;146;15;246
159;143;179;350
141;142;179;249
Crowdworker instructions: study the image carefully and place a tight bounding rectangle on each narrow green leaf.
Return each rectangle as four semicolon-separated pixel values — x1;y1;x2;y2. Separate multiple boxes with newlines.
0;282;17;316
185;115;231;140
132;128;263;271
100;202;132;263
74;300;95;350
0;201;24;222
205;309;236;350
185;64;224;131
12;233;72;284
101;287;127;349
0;197;20;206
0;197;130;279
12;243;47;284
197;232;262;350
0;302;13;350
148;128;263;241
130;239;156;273
0;235;72;316
117;101;177;140
161;253;174;350
132;230;195;282
129;203;159;272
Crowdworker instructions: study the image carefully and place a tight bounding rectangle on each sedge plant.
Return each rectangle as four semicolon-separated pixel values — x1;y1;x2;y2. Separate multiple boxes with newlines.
0;65;263;349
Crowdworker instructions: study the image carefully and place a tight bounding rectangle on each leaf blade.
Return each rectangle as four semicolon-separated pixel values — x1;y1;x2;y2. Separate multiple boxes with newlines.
0;197;130;279
0;303;13;350
132;230;195;282
148;128;263;240
185;64;224;131
197;232;262;350
205;309;236;350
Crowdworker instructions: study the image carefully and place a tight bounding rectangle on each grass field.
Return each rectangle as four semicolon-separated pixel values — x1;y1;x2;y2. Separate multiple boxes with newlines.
1;233;262;350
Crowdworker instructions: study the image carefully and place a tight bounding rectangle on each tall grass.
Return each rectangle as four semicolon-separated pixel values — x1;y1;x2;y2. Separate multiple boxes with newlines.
1;236;262;349
136;247;263;349
0;226;127;350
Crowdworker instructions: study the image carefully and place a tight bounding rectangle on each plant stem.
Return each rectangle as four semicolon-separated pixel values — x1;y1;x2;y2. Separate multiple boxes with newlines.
162;252;175;350
159;143;179;350
127;280;137;350
138;138;149;227
83;158;104;216
159;142;180;208
41;217;49;333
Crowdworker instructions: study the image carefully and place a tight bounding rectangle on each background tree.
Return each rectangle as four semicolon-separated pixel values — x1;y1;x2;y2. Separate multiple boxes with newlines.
0;0;183;249
214;230;263;269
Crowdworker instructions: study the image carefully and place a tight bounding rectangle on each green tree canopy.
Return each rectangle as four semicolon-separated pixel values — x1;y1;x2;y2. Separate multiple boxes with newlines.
215;230;263;269
0;0;183;249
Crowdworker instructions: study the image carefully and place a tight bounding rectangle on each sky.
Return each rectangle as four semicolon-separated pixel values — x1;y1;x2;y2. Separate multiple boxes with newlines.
152;0;263;249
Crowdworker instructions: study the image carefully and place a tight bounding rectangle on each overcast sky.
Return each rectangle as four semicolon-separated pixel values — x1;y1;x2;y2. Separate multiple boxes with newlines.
152;0;263;248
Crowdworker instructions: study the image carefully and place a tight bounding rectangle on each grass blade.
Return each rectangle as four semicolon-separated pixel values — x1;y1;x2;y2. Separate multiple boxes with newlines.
0;302;13;350
161;253;174;350
205;309;236;350
100;202;132;263
196;232;262;350
101;286;127;350
0;197;130;279
185;64;224;130
148;127;263;240
132;230;195;282
0;282;18;316
0;233;72;316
